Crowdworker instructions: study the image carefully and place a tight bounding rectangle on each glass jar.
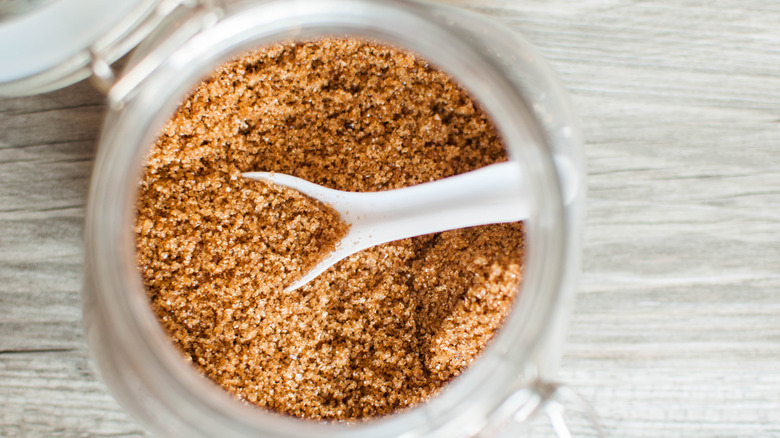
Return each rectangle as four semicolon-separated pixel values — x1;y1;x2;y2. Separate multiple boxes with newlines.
78;0;590;436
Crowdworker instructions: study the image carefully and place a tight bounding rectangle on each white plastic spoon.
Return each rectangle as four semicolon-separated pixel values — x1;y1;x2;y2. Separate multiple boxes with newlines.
243;159;575;292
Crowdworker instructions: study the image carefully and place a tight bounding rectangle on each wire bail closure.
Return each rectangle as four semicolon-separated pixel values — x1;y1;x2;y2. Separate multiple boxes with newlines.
478;380;604;438
526;381;605;438
85;0;224;109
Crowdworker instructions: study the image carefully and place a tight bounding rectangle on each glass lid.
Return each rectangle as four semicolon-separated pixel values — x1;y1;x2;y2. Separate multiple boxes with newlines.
0;0;167;96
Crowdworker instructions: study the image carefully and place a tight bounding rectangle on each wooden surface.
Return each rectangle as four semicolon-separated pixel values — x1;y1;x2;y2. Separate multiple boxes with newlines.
2;1;779;436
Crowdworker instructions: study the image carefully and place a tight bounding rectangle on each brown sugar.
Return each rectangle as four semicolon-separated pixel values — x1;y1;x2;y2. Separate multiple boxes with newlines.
135;38;525;421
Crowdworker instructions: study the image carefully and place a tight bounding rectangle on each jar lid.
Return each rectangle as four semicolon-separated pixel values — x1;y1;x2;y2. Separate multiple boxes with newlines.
0;0;165;96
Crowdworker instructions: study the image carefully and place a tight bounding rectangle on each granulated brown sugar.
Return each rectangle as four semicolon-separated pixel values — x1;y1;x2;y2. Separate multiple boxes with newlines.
135;38;525;421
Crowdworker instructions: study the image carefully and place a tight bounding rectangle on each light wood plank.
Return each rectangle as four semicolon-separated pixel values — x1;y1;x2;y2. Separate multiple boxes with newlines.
1;1;779;436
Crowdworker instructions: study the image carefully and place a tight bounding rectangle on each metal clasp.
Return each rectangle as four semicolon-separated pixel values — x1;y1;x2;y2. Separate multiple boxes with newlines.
89;49;116;94
88;0;223;109
479;380;605;438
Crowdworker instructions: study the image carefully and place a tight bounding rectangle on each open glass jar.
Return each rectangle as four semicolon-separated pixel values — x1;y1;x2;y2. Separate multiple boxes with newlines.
3;0;590;436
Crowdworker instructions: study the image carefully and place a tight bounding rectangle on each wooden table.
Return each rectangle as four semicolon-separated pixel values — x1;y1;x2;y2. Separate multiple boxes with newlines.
2;1;779;436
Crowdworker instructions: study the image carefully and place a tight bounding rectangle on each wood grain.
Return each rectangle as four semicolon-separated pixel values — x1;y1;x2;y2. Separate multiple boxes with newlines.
1;1;779;437
469;1;780;436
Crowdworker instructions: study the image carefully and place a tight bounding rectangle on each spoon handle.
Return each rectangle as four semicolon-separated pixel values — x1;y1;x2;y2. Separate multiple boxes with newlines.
339;161;528;249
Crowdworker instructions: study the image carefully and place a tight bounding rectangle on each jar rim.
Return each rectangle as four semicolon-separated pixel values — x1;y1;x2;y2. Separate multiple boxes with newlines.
85;0;572;436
